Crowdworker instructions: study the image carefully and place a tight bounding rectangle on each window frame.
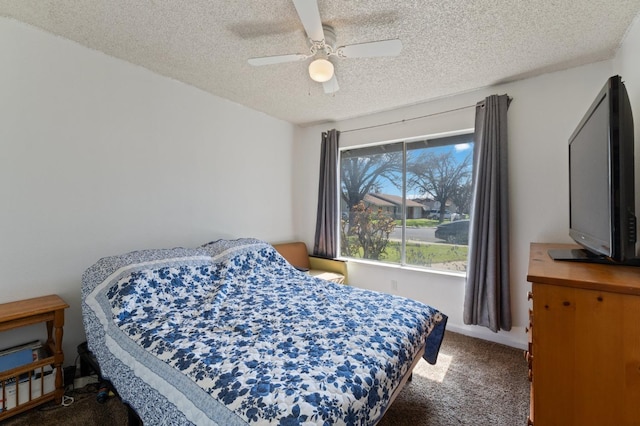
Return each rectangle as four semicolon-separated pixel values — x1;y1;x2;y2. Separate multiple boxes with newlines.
337;129;475;273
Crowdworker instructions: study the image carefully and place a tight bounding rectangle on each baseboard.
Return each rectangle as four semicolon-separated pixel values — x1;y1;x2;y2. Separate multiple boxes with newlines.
445;323;527;350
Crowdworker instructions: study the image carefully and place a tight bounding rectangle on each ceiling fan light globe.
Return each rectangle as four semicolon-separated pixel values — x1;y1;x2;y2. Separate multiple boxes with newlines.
308;59;334;83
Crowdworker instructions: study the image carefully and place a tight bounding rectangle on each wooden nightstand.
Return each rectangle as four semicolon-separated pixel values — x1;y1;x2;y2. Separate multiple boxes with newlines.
0;294;69;420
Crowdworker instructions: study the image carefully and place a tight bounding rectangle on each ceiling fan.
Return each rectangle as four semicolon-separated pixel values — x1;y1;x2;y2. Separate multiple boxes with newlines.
248;0;403;94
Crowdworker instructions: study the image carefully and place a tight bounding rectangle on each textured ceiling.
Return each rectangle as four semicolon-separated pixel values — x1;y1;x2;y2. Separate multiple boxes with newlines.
2;0;640;126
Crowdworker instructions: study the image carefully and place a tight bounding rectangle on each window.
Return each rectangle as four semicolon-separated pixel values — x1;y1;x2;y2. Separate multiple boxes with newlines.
339;132;474;273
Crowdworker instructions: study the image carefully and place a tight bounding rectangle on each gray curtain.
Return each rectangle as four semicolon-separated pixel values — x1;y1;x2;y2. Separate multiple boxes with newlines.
463;94;512;332
313;129;339;258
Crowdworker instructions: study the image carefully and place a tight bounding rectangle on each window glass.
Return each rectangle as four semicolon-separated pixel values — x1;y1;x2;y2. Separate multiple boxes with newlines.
339;133;474;273
340;142;403;265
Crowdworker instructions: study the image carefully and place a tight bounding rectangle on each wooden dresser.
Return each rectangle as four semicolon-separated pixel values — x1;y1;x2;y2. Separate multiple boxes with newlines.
526;243;640;425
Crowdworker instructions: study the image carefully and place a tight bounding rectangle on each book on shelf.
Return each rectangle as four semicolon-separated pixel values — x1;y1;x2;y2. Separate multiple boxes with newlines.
0;339;41;361
0;368;56;412
0;348;33;375
1;341;56;412
0;341;52;384
0;340;42;356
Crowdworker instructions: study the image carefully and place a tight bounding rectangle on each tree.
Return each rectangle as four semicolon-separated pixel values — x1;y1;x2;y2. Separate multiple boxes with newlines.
340;153;401;213
341;201;396;260
450;174;474;217
407;150;472;222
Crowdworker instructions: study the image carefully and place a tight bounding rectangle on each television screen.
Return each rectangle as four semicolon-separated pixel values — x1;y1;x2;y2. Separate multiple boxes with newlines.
569;92;612;256
550;75;638;265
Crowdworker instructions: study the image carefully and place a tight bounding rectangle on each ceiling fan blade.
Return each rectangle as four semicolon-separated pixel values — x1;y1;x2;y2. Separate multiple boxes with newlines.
248;53;309;66
337;39;403;58
292;0;325;42
323;75;339;94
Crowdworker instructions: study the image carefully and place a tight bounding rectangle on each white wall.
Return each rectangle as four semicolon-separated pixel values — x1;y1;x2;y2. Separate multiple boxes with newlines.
0;18;297;362
294;60;632;349
614;13;640;251
3;12;638;363
615;13;640;130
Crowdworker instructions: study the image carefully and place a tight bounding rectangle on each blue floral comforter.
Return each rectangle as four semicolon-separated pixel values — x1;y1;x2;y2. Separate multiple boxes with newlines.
82;239;447;425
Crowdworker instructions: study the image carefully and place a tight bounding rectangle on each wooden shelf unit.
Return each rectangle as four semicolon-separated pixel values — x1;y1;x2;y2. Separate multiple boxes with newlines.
0;294;68;421
526;243;640;425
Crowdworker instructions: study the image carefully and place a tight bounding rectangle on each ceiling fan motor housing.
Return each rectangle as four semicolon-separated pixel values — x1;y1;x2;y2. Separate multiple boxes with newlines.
307;25;336;57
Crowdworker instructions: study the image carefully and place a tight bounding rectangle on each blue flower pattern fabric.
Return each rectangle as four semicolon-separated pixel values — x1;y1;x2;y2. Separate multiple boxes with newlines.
84;239;446;425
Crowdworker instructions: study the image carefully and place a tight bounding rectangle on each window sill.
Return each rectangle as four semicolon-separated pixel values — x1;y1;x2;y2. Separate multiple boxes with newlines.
338;256;467;279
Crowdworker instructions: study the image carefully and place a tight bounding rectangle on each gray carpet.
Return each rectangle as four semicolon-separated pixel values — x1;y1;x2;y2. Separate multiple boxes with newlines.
379;331;530;425
2;331;529;425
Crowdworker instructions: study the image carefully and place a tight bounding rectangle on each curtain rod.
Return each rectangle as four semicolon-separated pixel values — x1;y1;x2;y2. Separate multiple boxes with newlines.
340;103;477;134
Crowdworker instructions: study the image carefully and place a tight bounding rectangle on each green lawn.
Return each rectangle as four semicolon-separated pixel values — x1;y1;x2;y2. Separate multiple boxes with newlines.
343;239;468;269
384;241;468;266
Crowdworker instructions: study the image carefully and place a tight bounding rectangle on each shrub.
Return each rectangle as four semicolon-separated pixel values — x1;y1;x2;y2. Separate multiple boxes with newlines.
341;201;396;260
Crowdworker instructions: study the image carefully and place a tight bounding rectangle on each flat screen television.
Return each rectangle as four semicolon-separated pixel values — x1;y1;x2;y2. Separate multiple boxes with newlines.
549;75;638;265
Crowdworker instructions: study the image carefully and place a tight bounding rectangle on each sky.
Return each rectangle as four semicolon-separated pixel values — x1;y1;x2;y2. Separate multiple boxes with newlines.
378;143;474;198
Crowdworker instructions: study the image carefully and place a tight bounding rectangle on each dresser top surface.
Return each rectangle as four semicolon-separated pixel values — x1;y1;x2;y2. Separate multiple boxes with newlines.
528;243;640;295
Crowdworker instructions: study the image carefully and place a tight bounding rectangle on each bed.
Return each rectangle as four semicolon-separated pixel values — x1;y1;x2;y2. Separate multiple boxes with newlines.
82;238;447;425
